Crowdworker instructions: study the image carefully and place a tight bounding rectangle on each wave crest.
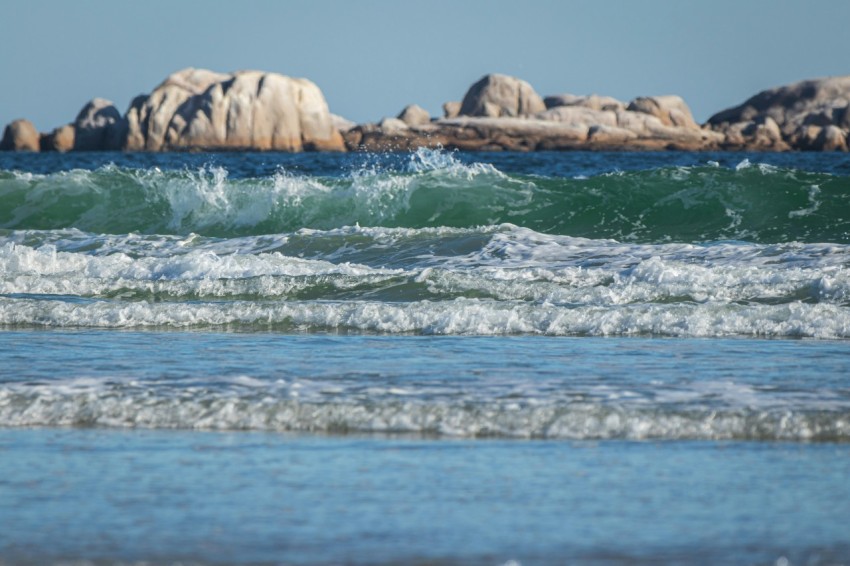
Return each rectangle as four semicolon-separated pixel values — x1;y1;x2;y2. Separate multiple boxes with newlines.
2;386;848;441
2;150;848;243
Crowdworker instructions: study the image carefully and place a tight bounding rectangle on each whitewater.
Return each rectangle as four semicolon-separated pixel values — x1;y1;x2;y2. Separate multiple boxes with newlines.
1;148;849;565
2;149;849;338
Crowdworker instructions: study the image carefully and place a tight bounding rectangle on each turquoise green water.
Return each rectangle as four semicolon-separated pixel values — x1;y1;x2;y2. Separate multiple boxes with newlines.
2;153;849;243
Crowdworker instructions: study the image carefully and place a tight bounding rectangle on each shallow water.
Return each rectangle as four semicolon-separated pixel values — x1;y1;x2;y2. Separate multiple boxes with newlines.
3;429;849;565
1;149;849;564
2;332;849;441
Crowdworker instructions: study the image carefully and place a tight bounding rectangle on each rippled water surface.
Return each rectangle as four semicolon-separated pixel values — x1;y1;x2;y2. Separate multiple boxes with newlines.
1;150;849;564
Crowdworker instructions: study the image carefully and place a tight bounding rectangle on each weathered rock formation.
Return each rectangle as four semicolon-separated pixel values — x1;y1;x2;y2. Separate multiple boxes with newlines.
2;68;345;153
74;98;127;151
125;68;345;151
40;124;75;152
377;117;409;133
124;68;228;151
37;98;127;152
397;104;431;126
346;75;723;152
331;114;357;133
628;96;698;129
708;75;850;151
459;74;546;118
544;94;625;112
345;115;723;153
442;101;461;119
5;70;850;153
0;119;40;151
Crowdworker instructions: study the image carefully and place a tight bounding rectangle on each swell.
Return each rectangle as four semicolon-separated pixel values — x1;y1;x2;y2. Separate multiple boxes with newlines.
1;154;848;243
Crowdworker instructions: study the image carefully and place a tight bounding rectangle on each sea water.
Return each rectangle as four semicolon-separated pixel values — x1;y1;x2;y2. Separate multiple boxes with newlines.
1;149;849;565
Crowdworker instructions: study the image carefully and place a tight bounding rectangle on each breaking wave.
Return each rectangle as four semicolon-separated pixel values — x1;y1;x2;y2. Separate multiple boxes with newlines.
1;223;849;337
2;149;849;243
1;376;848;441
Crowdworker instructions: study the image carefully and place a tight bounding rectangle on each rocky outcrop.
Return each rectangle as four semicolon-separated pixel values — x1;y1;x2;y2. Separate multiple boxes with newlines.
73;98;127;151
347;75;722;152
708;75;850;151
346;117;587;152
41;124;76;152
5;70;850;153
124;68;230;151
627;95;698;129
3;67;344;153
535;106;618;130
331;114;357;133
345;113;723;153
812;124;848;151
27;99;125;152
124;68;344;152
0;119;40;151
397;104;431;126
544;94;625;112
717;116;788;151
459;74;546;118
378;117;409;132
442;101;461;119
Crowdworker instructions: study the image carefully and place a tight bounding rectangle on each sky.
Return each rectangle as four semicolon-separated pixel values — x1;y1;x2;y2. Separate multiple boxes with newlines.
2;0;849;132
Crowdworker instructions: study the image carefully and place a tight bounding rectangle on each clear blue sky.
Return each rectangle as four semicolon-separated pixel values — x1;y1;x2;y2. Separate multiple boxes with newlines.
2;0;848;132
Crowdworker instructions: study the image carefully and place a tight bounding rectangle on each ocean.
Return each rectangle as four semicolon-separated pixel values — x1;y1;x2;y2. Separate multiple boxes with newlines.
1;148;849;565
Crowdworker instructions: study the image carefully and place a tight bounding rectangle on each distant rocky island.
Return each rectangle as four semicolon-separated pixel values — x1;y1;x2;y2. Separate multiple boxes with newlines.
2;68;849;153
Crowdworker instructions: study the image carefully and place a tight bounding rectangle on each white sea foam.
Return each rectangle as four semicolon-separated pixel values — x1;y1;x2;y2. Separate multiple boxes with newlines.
2;225;850;316
733;158;780;174
0;239;399;282
1;380;847;440
1;296;849;338
788;185;823;218
405;146;505;178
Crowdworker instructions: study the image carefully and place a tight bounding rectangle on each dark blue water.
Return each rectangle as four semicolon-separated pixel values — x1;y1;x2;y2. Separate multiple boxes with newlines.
2;149;849;178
